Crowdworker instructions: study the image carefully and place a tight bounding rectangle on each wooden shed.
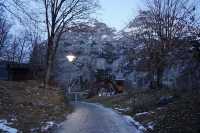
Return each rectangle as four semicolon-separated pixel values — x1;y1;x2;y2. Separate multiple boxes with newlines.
8;63;33;81
0;61;9;80
0;61;44;81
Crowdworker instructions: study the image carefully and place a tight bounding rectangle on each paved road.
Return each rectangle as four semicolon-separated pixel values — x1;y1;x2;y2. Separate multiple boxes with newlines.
56;102;139;133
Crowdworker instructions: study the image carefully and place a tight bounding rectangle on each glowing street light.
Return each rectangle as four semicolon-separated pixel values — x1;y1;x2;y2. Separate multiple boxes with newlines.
66;54;76;62
66;53;77;96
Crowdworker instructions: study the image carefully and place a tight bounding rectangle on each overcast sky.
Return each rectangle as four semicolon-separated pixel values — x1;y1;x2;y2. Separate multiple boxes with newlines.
9;0;143;34
96;0;142;30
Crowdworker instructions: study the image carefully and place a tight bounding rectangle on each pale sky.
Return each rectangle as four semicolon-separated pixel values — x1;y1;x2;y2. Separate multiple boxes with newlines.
96;0;142;30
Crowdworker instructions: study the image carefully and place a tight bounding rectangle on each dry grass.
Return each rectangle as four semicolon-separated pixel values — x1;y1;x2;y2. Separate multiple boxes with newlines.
0;80;72;132
88;89;200;133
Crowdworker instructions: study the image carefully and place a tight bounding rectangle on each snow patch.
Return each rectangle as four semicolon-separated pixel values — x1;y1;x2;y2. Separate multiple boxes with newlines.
0;119;18;133
41;121;57;132
30;127;40;132
147;121;156;130
114;107;130;112
123;115;146;132
135;112;150;117
157;107;167;111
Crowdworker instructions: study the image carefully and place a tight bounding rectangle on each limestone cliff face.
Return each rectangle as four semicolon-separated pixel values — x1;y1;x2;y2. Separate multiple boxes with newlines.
53;22;117;91
52;22;192;91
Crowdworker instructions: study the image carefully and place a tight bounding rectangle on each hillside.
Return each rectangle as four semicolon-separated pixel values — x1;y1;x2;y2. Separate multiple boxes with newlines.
0;80;72;133
88;89;200;133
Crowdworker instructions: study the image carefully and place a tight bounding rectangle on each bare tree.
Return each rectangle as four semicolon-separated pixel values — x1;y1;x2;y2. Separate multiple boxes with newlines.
30;42;47;66
0;0;38;24
0;10;10;56
3;31;33;63
129;0;197;88
0;0;43;63
42;0;98;87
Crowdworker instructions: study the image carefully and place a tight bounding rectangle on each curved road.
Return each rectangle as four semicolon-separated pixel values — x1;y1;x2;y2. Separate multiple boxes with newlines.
56;102;139;133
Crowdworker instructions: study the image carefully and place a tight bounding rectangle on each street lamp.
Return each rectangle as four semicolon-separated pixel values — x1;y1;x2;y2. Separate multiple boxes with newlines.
66;54;76;62
66;53;77;99
66;53;82;102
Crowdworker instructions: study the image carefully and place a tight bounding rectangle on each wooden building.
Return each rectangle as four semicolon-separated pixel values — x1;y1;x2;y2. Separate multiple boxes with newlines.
114;72;125;93
0;61;9;80
0;61;44;81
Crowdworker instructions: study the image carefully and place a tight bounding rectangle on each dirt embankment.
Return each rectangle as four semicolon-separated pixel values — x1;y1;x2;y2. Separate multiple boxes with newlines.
0;80;72;133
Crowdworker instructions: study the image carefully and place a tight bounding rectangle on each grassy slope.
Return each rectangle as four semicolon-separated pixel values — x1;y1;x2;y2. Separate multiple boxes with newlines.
0;80;72;132
88;89;200;133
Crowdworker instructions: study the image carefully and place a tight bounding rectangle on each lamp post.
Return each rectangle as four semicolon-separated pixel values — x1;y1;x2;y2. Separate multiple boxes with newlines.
66;53;76;94
66;53;78;102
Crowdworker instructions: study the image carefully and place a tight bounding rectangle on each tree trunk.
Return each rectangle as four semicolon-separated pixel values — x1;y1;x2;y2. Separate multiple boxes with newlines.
156;69;163;89
44;56;53;88
44;39;54;88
